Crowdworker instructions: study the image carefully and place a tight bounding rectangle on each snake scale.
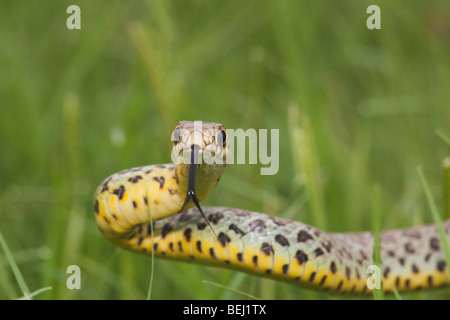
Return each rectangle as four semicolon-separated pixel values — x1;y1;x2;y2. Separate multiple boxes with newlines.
94;121;450;295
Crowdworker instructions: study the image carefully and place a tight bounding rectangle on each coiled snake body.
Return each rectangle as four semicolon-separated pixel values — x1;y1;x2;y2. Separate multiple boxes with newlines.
94;121;450;295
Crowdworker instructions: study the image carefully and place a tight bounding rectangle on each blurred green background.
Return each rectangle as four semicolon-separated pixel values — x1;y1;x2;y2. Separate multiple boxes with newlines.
0;0;449;299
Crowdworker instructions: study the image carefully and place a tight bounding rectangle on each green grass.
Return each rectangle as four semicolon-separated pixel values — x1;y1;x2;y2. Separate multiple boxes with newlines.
0;0;449;299
417;167;450;280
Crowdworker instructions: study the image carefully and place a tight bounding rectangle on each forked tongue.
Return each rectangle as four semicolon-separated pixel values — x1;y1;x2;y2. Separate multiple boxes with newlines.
179;145;217;237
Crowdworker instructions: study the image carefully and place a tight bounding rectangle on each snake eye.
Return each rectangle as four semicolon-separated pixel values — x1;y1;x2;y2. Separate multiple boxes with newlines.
217;129;227;146
172;126;181;142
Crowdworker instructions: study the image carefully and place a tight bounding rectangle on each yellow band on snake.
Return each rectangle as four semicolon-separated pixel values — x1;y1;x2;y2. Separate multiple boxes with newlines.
94;121;450;295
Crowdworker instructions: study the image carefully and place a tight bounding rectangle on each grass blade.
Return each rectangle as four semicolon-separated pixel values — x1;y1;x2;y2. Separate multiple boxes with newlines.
444;158;450;220
417;166;450;279
288;104;327;229
0;229;30;297
203;280;261;300
389;283;403;300
17;287;53;300
436;129;450;145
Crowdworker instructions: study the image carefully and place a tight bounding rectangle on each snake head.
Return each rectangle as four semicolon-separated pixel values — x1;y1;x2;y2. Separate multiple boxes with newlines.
171;120;229;165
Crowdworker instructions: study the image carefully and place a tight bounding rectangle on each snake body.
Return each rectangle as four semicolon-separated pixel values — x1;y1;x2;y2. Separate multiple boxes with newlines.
94;121;450;295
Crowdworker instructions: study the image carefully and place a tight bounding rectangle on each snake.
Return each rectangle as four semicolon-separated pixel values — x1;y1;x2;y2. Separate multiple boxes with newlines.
94;120;450;295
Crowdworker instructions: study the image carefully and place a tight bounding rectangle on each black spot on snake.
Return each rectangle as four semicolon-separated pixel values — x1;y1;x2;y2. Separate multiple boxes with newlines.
196;241;202;253
314;247;324;257
321;241;333;253
430;237;440;251
178;212;191;222
229;223;245;236
295;250;308;265
269;216;287;226
161;223;172;239
405;279;410;289
132;201;137;208
248;219;266;233
112;185;125;200
197;223;207;230
209;248;216;259
319;275;327;286
218;232;231;247
275;234;290;247
309;272;316;282
94;200;99;214
359;250;368;260
345;267;351;280
282;264;289;274
101;177;111;192
128;175;143;183
404;243;415;254
437;260;446;272
237;253;243;262
252;255;258;266
260;243;274;255
412;264;419;274
330;261;337;274
297;230;313;243
208;212;224;224
183;228;192;242
153;176;165;189
173;170;179;184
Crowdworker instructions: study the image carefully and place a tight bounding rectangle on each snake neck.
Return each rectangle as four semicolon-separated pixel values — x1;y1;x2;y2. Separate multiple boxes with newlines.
176;162;227;203
95;163;227;245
